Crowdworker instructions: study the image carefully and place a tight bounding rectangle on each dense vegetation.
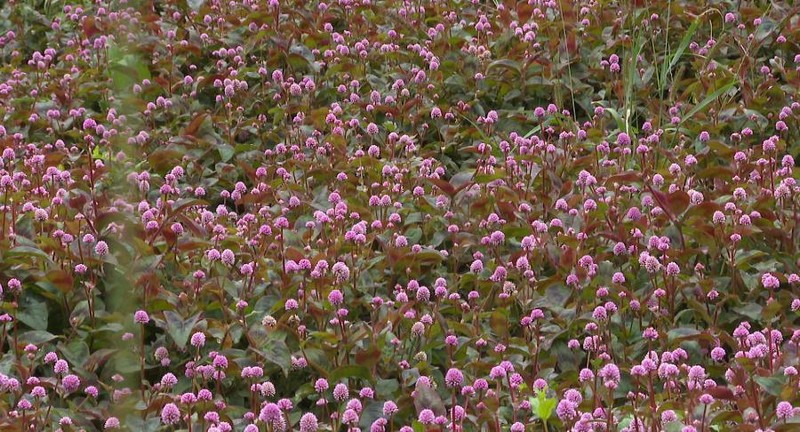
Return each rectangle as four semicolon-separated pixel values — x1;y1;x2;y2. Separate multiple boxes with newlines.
1;0;800;430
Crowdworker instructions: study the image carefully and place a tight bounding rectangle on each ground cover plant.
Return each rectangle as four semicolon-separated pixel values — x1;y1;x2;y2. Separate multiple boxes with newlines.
1;0;800;430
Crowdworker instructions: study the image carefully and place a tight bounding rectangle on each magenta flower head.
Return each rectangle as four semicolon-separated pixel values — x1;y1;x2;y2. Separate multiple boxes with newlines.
104;417;121;429
7;278;21;294
710;347;726;362
190;332;205;347
85;385;99;398
776;401;794;419
599;363;621;388
161;372;178;388
94;241;109;256
489;366;506;379
54;359;69;374
371;418;388;432
161;403;181;425
762;273;780;290
197;389;212;401
278;398;293;411
418;409;435;425
259;403;281;422
180;392;197;405
333;383;349;401
221;249;235;265
299;413;319;432
62;374;81;393
328;289;344;306
359;387;375;399
212;354;228;369
383;400;398;416
314;378;329;393
82;118;97;130
445;368;464;388
342;408;359;425
134;310;150;324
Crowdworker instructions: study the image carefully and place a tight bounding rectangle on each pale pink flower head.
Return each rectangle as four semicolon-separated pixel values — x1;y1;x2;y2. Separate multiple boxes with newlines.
762;273;780;290
134;310;150;324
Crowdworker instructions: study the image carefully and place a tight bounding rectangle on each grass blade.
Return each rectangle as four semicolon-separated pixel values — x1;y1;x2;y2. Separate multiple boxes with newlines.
660;18;700;92
682;80;736;121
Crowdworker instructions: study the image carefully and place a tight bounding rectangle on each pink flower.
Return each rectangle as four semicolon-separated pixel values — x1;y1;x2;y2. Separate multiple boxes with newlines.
328;289;344;306
299;413;318;432
161;403;181;425
104;417;121;429
333;383;348;401
418;409;435;425
259;403;281;422
710;347;726;362
94;241;109;256
776;401;793;419
380;401;398;417
762;273;780;290
445;368;464;388
62;374;80;393
314;378;329;393
134;310;150;324
190;332;205;347
54;359;69;374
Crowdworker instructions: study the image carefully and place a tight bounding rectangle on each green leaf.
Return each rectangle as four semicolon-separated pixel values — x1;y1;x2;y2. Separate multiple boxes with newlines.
529;389;557;421
734;250;768;270
187;0;205;10
253;331;291;376
405;227;423;245
733;303;763;321
17;294;48;330
107;42;151;93
623;32;646;132
164;311;202;350
523;124;541;138
122;416;162;432
754;374;785;397
218;144;235;162
329;364;373;383
660;18;700;90
109;349;140;374
375;378;400;398
667;327;701;341
6;245;51;262
19;330;58;345
59;340;90;369
682;80;736;121
359;401;386;429
603;107;630;134
487;59;521;76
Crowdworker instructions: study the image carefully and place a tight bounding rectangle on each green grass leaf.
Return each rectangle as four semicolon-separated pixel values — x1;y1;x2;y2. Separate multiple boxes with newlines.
682;80;737;122
660;18;700;94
